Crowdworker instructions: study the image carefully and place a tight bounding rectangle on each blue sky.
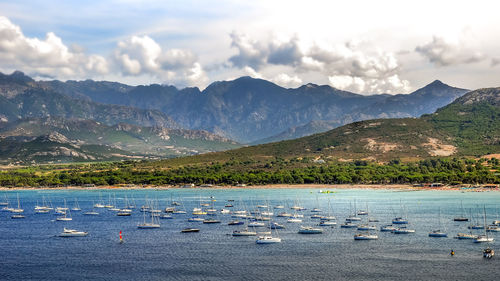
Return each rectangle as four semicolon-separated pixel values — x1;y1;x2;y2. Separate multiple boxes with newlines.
1;0;499;94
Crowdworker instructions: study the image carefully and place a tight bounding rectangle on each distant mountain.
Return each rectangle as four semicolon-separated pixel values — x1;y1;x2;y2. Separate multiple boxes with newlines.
0;72;180;128
0;132;138;164
158;87;499;166
29;74;467;143
260;80;469;143
0;116;240;164
0;71;470;144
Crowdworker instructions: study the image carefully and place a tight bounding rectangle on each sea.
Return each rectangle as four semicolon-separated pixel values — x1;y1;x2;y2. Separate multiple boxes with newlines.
1;188;500;281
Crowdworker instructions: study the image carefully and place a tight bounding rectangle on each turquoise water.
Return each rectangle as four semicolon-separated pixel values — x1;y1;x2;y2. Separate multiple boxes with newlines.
1;188;500;280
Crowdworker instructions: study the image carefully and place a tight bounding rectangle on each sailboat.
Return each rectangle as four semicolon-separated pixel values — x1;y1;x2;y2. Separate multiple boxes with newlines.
10;194;24;213
0;194;8;206
455;209;478;239
453;201;469;221
71;198;82;211
392;200;409;224
56;200;73;221
474;207;494;243
454;201;469;221
256;212;281;244
298;226;323;234
346;200;361;221
83;201;100;216
137;203;160;229
357;202;369;216
429;207;447;237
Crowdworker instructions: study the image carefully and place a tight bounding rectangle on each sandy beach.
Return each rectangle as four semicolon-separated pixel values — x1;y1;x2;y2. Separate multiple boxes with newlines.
0;183;495;191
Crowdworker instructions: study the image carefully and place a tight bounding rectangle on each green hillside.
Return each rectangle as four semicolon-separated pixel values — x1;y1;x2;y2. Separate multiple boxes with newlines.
148;87;500;168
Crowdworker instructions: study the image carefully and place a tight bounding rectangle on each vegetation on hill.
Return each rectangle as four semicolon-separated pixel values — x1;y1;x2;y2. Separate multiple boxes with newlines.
0;157;498;187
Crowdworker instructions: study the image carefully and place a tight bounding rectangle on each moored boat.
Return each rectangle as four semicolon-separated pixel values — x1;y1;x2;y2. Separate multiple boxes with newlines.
58;228;88;237
354;233;378;240
298;226;323;234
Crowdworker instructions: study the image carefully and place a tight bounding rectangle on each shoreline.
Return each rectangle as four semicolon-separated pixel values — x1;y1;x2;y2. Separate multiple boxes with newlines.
0;183;496;192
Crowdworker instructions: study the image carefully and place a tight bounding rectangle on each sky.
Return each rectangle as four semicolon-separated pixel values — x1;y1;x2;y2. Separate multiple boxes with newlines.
0;0;499;94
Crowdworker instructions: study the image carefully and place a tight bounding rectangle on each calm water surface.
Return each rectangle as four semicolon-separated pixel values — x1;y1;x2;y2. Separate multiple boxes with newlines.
1;188;500;281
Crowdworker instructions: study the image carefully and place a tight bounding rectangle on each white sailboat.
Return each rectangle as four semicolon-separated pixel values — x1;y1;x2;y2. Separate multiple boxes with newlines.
56;200;73;221
474;207;494;243
298;226;323;234
10;194;24;213
83;201;99;216
71;198;82;211
429;208;447;237
138;201;160;229
256;213;281;244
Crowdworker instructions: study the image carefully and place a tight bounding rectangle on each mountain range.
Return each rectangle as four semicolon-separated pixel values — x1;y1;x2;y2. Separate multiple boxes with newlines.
0;71;475;163
156;87;500;168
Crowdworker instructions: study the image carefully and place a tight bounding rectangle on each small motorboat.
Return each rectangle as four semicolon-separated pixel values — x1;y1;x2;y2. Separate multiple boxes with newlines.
58;228;88;237
319;220;336;226
188;217;204;222
287;218;302;223
392;217;408;224
357;224;376;231
256;236;281;244
354;233;378;240
269;222;285;229
181;228;200;233
380;225;397;232
159;214;173;219
340;222;358;228
454;217;469;222
228;220;244;225
248;221;266;227
203;218;221;224
486;225;500;232
232;229;257;236
392;227;415;234
428;230;448;237
483;248;495;259
11;214;25;219
117;210;132;216
454;233;478;239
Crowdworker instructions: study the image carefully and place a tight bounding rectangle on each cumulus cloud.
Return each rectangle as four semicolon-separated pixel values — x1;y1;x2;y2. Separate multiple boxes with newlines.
0;16;108;79
415;36;485;66
228;33;410;94
272;73;302;88
228;32;267;70
113;35;207;87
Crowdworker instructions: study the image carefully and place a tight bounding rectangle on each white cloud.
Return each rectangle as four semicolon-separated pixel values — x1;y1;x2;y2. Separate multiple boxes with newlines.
415;36;485;66
272;73;302;88
228;33;410;94
0;16;108;79
113;35;208;87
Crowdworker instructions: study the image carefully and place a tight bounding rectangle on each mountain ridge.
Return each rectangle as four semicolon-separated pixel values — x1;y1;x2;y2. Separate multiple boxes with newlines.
0;71;469;143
